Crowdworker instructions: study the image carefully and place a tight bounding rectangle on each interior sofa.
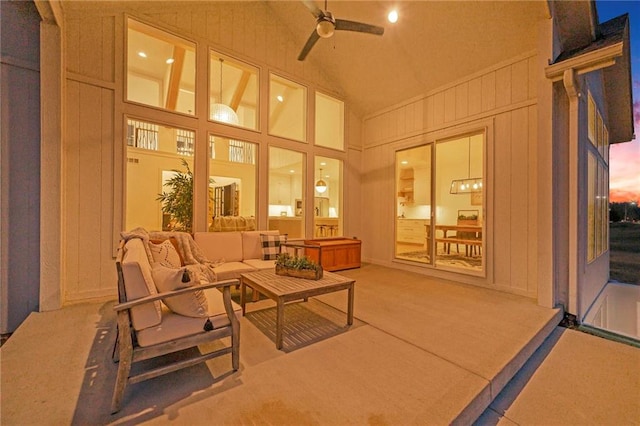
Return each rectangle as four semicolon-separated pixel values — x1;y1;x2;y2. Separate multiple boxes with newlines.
208;216;256;232
193;230;284;281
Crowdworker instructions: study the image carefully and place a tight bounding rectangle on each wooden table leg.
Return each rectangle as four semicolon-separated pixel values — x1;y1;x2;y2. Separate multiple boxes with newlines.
347;284;354;326
240;278;246;316
276;298;284;350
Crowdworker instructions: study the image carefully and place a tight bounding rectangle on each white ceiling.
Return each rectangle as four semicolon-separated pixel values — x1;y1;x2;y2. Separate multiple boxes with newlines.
266;1;548;117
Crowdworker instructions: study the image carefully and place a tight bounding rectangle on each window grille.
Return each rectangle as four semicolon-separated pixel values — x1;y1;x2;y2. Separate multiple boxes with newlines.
209;137;255;165
126;119;158;151
229;140;256;164
176;129;195;156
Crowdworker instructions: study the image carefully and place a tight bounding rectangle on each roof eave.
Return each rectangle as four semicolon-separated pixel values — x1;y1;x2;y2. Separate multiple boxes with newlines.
545;15;634;145
603;26;634;144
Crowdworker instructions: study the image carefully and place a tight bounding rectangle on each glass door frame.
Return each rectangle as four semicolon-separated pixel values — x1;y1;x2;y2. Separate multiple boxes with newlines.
394;128;487;277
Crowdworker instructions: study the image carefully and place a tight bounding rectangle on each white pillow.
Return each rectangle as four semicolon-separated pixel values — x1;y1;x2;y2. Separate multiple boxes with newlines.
149;239;182;268
151;264;208;318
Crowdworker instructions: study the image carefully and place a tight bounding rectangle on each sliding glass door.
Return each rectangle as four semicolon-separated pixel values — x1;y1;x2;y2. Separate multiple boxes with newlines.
434;133;484;272
395;145;431;263
395;132;484;273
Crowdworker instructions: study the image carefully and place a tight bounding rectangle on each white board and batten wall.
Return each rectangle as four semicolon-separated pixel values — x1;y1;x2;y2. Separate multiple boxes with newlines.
361;52;542;299
59;3;361;303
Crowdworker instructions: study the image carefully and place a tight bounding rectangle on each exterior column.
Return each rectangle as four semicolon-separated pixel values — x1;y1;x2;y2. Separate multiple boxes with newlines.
37;0;65;311
562;68;580;316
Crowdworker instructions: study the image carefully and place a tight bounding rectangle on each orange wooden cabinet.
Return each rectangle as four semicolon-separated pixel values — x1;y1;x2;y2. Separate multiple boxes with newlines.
303;238;362;272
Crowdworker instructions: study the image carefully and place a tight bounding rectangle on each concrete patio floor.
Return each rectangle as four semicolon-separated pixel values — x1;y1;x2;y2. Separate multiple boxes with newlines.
1;263;638;424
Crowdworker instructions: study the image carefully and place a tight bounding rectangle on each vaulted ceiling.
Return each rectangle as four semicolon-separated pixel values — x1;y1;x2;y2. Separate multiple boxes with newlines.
266;1;549;116
61;0;550;118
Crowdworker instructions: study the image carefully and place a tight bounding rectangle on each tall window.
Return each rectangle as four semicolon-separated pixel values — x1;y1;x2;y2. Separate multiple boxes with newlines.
314;157;343;237
587;90;609;263
315;92;344;151
127;18;196;115
124;20;345;237
126;118;195;232
268;147;305;238
208;135;257;231
269;74;307;142
209;51;259;130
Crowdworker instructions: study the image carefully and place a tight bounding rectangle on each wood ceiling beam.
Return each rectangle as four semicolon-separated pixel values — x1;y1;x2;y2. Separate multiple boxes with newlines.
165;46;185;111
230;70;251;112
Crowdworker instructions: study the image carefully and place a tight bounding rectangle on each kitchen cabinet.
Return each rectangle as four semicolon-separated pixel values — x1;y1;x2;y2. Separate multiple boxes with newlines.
397;219;429;246
269;174;292;204
413;166;429;204
397;168;414;202
268;217;303;238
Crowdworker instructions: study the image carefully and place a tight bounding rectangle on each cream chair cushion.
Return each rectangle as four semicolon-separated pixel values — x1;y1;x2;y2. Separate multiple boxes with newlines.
136;289;241;347
212;262;256;281
121;239;162;331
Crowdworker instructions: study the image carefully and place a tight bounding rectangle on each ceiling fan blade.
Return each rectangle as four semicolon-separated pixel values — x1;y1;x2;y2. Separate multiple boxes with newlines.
302;0;323;19
298;30;321;61
335;19;384;36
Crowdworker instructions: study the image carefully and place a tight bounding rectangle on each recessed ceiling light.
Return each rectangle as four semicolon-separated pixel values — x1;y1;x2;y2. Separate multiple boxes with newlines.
276;95;284;102
166;58;174;64
138;51;147;58
388;10;398;24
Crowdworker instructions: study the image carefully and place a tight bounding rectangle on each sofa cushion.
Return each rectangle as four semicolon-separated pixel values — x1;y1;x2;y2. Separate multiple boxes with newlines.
260;233;287;260
136;292;241;347
243;259;276;270
122;238;162;331
150;237;185;266
194;231;243;262
212;261;257;281
242;230;279;260
149;239;182;268
151;263;208;318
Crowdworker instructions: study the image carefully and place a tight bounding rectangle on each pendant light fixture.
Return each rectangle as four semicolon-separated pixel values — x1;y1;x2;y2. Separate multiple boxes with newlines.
211;58;239;125
315;168;328;194
450;138;482;194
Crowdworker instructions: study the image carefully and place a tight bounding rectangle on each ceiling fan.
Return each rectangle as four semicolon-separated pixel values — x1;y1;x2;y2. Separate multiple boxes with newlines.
297;0;385;61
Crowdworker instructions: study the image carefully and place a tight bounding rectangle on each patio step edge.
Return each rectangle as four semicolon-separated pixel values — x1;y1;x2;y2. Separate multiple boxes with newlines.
452;308;563;425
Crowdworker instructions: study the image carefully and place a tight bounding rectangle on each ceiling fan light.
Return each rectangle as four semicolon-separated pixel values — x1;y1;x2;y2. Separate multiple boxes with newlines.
316;20;335;38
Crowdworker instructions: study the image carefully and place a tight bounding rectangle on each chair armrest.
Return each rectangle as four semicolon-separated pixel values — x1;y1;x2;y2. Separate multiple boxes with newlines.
114;278;239;312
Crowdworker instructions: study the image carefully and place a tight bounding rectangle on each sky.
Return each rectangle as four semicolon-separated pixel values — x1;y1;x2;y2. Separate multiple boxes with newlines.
596;1;640;203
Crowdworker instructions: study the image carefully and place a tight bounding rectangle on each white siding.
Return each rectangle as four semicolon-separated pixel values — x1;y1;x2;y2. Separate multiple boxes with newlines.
362;53;540;298
61;5;355;301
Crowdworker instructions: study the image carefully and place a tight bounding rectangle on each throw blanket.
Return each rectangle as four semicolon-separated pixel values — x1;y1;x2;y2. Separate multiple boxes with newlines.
120;227;221;283
209;216;256;232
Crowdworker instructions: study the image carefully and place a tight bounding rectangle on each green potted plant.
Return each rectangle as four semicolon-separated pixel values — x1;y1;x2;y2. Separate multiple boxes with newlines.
157;159;193;232
275;252;323;280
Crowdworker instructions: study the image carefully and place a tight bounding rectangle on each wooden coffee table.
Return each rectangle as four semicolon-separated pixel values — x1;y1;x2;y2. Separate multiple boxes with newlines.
240;269;355;349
